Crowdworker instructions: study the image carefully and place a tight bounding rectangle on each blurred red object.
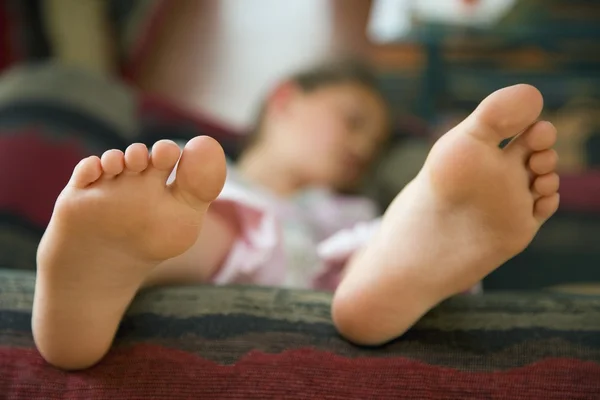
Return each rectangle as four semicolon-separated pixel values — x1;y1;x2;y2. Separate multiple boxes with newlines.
559;170;600;214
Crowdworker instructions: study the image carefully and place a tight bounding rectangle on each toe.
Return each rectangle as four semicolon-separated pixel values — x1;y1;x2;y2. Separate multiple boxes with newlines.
466;84;543;144
532;172;560;198
170;136;226;209
148;140;181;179
100;149;125;176
534;193;560;223
528;149;558;175
124;143;149;173
507;121;557;158
69;156;102;188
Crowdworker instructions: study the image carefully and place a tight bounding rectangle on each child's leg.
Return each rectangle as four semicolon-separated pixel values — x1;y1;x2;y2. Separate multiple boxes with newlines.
33;137;229;370
332;84;560;345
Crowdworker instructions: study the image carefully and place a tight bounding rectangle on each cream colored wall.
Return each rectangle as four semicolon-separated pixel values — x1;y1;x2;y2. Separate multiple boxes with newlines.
193;0;335;128
135;0;373;129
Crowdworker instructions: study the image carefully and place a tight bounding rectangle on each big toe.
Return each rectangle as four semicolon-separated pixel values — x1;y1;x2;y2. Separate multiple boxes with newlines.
464;84;544;145
170;136;226;209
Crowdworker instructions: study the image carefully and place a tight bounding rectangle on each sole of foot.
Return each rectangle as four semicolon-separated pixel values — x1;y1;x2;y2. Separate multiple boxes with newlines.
332;84;560;345
33;136;226;369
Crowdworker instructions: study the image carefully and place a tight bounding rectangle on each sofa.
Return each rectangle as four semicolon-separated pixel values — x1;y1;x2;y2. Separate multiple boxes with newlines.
0;64;599;399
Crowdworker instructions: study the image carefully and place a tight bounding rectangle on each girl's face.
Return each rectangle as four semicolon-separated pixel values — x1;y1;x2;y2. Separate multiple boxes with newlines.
266;82;389;191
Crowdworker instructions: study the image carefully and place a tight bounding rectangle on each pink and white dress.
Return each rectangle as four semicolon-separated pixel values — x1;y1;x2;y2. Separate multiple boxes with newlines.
207;165;381;291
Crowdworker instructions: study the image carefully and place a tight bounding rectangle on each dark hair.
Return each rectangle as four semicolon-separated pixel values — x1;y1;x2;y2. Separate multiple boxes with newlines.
240;59;386;152
291;59;382;95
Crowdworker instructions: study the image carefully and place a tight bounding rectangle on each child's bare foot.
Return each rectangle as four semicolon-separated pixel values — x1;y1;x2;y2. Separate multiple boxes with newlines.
333;85;559;345
33;136;226;369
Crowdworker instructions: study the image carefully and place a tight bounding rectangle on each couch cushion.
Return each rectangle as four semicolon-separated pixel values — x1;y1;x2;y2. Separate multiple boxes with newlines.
1;269;599;399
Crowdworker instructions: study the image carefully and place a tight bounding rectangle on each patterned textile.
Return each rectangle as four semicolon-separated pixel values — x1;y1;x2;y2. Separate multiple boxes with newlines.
1;269;599;399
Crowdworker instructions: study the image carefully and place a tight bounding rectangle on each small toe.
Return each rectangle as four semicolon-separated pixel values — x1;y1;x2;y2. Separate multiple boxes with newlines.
100;149;125;176
528;149;558;175
532;173;560;198
534;193;560;223
507;121;557;158
124;143;149;173
148;140;181;179
69;156;102;188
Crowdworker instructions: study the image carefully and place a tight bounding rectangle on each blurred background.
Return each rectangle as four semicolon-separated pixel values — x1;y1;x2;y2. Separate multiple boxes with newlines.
0;0;598;292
